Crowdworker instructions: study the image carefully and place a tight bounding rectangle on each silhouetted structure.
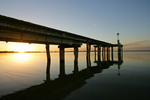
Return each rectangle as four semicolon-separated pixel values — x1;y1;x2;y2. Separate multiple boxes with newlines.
0;15;123;100
0;15;123;70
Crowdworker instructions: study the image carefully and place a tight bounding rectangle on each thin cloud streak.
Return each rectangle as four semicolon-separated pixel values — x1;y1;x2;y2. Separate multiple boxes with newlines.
124;40;149;46
123;40;150;50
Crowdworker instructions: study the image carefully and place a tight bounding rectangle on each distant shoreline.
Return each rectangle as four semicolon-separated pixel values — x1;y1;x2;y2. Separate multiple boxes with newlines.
0;50;150;53
123;50;150;52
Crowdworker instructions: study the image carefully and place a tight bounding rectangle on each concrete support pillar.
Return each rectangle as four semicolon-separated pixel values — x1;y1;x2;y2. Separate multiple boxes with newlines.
46;44;51;81
118;40;121;61
59;46;65;77
107;47;110;61
86;43;91;68
111;46;114;61
98;45;101;62
102;47;103;60
102;47;104;61
74;46;79;73
97;45;101;66
102;47;106;61
94;46;97;62
121;47;123;61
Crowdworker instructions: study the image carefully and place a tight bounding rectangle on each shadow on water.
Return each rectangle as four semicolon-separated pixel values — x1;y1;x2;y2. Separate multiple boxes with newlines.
0;60;123;100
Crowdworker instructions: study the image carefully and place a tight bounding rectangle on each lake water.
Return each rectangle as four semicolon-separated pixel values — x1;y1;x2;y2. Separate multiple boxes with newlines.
0;52;150;100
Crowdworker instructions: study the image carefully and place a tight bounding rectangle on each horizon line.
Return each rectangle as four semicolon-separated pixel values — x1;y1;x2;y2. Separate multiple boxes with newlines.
0;49;150;53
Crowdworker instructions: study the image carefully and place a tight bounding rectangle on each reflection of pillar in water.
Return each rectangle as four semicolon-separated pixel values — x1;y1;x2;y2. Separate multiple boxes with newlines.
117;64;120;76
46;44;51;81
46;69;51;82
86;43;91;68
59;46;65;77
74;46;79;73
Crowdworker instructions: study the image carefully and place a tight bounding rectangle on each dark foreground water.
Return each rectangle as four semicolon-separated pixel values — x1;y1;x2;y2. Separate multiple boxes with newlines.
0;52;150;100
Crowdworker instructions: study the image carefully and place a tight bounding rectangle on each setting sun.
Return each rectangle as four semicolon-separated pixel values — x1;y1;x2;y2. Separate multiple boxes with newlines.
13;53;31;61
10;43;33;52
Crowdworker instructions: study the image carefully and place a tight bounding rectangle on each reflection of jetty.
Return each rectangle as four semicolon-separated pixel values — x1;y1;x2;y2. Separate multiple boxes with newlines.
0;60;123;100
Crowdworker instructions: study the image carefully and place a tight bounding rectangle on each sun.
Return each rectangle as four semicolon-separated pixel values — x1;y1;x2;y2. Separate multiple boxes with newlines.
13;53;31;61
10;43;33;52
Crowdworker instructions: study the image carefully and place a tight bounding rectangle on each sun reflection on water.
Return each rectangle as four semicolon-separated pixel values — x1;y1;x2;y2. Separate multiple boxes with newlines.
13;53;31;61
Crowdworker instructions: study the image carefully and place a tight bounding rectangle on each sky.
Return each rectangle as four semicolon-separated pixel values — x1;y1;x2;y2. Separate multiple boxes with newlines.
0;0;150;51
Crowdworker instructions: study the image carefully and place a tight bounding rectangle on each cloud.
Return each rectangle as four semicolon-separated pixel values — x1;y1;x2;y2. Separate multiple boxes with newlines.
124;40;149;46
93;23;97;26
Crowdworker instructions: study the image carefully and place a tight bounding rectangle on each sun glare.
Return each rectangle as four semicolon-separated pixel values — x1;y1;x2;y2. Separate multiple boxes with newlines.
13;53;31;61
10;43;33;52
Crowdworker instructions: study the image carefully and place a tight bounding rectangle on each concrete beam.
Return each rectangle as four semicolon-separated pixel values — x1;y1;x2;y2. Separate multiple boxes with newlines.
58;44;81;48
0;15;114;46
0;27;82;45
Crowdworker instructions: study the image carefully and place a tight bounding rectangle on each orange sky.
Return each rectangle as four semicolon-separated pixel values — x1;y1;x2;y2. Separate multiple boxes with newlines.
0;40;150;52
0;41;87;52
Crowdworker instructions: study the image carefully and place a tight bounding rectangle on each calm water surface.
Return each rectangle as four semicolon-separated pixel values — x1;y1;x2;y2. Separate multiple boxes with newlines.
0;52;150;100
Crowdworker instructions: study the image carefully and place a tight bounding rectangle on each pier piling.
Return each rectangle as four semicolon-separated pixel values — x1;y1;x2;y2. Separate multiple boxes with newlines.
111;47;114;61
59;46;65;77
98;45;101;62
74;46;79;73
46;44;50;74
86;43;91;68
107;47;110;61
94;46;97;61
